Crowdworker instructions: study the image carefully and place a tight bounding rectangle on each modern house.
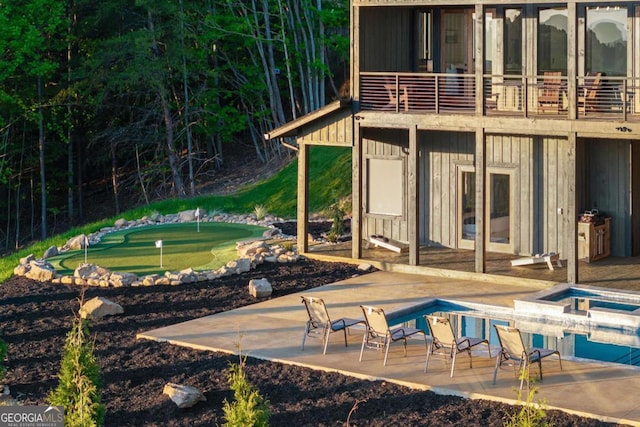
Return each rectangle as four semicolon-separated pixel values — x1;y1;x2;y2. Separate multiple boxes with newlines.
265;0;640;284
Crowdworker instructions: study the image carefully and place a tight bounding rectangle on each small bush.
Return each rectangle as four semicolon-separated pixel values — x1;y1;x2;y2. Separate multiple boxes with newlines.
222;355;270;427
253;204;268;220
504;367;551;427
49;296;105;427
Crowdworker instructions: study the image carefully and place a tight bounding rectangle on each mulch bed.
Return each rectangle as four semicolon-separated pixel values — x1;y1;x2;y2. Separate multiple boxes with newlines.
0;237;623;426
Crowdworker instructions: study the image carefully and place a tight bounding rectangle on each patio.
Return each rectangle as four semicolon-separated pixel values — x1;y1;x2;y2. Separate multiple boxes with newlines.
139;270;640;426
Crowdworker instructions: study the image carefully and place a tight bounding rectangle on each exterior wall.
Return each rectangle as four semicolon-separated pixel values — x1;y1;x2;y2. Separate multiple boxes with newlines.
418;131;570;256
297;113;353;147
362;128;410;242
581;138;632;256
360;8;413;72
419;131;474;247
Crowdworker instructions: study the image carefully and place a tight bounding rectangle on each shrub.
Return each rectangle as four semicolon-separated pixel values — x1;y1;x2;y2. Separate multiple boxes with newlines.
222;355;270;427
253;204;268;220
504;367;551;427
49;298;105;427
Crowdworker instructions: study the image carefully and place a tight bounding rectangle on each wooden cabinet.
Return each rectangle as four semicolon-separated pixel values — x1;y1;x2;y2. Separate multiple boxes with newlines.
578;218;611;262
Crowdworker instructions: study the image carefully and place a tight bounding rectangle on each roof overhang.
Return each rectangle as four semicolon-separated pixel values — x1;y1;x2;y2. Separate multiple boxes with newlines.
263;98;352;141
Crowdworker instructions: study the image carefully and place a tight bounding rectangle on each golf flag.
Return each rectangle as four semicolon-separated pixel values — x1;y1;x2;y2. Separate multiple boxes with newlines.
195;207;200;218
84;235;89;248
155;240;163;248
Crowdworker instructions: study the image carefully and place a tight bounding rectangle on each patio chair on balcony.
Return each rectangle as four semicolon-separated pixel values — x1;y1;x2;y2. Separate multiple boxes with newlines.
301;296;364;355
537;71;562;114
359;305;432;372
493;324;562;390
578;72;603;116
424;315;491;377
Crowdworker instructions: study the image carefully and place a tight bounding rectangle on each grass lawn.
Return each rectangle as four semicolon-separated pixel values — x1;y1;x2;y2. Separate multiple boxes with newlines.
48;222;268;276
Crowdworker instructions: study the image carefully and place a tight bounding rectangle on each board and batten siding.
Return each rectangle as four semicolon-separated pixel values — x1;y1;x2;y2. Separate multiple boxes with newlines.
362;128;410;243
297;113;353;147
360;8;413;72
581;138;632;256
418;131;571;256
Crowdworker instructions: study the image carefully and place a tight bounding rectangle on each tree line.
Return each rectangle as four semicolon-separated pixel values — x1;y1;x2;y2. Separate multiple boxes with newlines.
0;0;349;254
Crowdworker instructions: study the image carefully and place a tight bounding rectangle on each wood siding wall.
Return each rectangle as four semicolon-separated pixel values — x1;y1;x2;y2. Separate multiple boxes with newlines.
581;138;632;256
360;8;413;72
297;112;353;147
362;129;410;242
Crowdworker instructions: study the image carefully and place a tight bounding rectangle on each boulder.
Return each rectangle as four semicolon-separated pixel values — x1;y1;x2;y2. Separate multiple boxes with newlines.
163;383;206;409
19;254;35;265
178;210;197;222
74;263;110;279
109;272;137;287
64;234;89;250
237;240;269;258
43;245;59;259
114;218;128;228
248;278;272;298
25;261;56;282
80;297;124;320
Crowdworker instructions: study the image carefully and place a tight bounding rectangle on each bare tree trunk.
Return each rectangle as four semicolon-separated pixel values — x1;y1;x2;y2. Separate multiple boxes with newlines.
136;145;150;205
179;0;195;196
37;76;47;240
111;141;120;215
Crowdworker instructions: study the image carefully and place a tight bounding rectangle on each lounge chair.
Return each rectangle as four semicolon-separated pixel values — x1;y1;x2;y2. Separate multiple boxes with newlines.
424;315;491;377
493;324;562;390
301;296;364;355
538;71;562;113
359;305;432;372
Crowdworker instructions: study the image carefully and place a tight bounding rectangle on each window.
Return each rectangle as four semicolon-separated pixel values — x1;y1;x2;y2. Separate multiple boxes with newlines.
504;9;522;75
417;10;433;71
586;6;627;76
458;169;476;249
367;158;404;216
538;8;567;74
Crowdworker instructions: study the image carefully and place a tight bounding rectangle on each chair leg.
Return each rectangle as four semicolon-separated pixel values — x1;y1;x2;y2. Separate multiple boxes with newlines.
450;350;457;378
383;337;391;366
519;359;528;392
358;332;367;362
342;327;349;347
301;323;309;350
322;326;331;355
424;335;431;373
493;354;501;385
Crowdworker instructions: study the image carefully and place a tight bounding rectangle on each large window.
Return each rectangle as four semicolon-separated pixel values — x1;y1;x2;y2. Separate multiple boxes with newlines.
586;6;627;76
538;8;567;74
416;10;433;72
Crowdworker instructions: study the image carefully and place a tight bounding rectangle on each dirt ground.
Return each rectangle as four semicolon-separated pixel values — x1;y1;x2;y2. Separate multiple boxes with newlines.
0;224;623;426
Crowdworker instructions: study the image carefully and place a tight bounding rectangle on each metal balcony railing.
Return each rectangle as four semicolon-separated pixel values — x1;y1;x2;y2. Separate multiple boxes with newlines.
360;72;640;121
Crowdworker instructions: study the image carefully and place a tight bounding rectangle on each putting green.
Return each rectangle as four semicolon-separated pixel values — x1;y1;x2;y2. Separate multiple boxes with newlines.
48;222;269;276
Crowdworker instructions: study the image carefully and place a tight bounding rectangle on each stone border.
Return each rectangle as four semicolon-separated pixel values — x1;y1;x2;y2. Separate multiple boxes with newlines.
14;210;302;287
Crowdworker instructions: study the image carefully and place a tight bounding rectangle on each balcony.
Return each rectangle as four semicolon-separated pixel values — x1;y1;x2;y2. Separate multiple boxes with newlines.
360;72;640;121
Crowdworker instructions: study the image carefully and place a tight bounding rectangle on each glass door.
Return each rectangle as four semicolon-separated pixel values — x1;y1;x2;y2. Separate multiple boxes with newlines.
487;171;514;252
458;167;476;250
442;9;474;73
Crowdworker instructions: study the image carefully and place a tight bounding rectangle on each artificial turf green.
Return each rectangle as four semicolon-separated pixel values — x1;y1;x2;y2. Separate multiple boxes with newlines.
48;222;268;276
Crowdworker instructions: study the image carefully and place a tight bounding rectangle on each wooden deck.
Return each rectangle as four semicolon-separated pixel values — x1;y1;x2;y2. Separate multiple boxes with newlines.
307;241;640;291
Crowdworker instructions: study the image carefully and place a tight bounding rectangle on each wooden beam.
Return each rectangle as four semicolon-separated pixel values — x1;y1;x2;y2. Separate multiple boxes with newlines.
408;125;419;265
475;128;486;273
297;144;309;254
352;122;362;259
566;133;578;283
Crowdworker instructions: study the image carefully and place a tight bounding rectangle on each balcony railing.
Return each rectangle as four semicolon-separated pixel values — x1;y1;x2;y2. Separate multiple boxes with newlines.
360;72;640;121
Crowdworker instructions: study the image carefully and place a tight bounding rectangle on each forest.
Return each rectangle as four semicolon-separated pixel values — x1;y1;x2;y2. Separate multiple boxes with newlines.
0;0;349;254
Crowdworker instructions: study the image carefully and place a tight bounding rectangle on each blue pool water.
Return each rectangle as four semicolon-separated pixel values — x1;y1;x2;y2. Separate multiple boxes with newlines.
389;302;640;367
542;289;640;313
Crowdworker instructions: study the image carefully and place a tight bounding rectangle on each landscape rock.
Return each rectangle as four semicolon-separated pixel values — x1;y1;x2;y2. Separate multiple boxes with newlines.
74;263;111;279
358;263;373;271
25;261;56;282
43;245;59;259
19;254;35;265
114;218;128;228
162;383;206;409
109;272;138;287
64;234;89;250
248;278;272;298
178;210;197;222
80;297;124;320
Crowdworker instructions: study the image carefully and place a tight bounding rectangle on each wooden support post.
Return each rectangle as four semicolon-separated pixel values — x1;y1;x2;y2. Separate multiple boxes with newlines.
352;122;362;260
297;144;309;254
475;128;486;273
566;133;578;283
408;125;419;265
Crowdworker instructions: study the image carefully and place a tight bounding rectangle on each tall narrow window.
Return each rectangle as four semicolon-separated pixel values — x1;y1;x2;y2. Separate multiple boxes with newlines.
417;11;433;71
504;9;522;75
586;6;627;76
538;8;568;74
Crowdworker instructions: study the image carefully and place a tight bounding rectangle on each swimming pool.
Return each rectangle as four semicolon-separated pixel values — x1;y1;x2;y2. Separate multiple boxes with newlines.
388;299;640;368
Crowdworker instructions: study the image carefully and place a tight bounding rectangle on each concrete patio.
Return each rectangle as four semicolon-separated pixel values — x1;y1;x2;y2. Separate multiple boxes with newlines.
138;270;640;426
